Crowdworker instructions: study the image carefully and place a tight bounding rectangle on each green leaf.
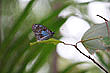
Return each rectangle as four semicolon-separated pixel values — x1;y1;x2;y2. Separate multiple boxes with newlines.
1;0;36;58
96;51;110;72
0;0;70;73
30;38;62;46
82;21;110;52
27;44;56;73
60;62;85;73
103;37;110;49
14;45;43;73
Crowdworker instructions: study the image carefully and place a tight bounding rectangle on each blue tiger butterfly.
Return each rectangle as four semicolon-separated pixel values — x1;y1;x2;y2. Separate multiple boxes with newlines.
32;24;54;41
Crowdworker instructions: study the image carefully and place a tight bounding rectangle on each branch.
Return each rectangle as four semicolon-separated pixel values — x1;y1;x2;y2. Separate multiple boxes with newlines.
30;38;109;73
61;41;109;73
97;15;108;22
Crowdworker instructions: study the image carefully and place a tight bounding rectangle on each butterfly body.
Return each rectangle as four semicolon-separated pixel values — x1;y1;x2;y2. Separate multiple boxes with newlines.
32;24;54;41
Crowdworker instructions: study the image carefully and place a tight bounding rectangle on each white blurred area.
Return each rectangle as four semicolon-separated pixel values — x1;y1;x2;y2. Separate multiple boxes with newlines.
88;2;110;24
56;16;91;61
57;37;91;61
59;16;90;40
74;0;94;3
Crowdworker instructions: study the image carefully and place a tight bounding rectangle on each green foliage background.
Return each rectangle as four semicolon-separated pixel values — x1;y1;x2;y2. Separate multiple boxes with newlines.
0;0;110;73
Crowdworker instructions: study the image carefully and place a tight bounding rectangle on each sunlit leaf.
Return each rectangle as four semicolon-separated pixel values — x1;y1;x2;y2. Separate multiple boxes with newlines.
82;21;110;53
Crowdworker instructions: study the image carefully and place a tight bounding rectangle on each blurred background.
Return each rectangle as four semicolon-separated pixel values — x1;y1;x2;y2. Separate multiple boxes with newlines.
1;0;110;73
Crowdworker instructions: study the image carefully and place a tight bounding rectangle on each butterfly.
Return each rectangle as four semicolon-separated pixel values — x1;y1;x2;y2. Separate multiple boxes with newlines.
32;24;54;41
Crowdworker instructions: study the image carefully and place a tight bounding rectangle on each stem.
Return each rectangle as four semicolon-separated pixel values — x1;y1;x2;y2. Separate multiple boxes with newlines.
97;15;110;38
105;21;110;38
51;52;58;73
61;42;109;73
76;36;103;45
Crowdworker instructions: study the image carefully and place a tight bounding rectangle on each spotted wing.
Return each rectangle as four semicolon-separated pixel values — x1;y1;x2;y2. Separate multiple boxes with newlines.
32;24;54;41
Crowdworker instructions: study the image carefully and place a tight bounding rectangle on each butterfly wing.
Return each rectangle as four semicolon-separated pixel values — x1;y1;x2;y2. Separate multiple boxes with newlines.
32;24;54;41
